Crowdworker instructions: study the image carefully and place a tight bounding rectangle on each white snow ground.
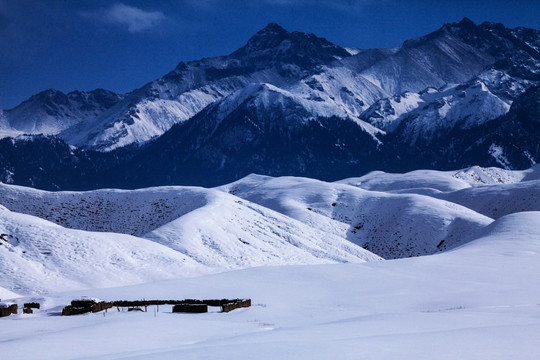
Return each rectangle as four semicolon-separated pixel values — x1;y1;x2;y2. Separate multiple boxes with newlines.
1;165;539;359
1;211;539;359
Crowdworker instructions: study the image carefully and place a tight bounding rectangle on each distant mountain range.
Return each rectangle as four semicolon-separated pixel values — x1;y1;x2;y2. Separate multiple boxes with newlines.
0;18;539;190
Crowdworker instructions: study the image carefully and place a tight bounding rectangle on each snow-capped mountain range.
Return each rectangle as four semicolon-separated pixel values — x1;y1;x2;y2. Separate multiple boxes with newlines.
0;18;539;189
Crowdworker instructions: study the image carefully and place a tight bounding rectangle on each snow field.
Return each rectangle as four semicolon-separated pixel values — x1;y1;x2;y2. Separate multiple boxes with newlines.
1;211;539;359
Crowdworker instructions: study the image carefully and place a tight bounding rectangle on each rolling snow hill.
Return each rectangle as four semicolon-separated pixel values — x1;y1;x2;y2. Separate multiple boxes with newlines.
0;182;382;295
219;174;492;259
338;165;540;219
3;165;538;270
339;165;540;192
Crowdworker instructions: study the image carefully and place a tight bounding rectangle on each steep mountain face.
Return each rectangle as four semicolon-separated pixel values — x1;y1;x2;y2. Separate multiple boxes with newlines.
359;17;539;94
355;18;495;94
381;84;540;172
0;19;538;190
446;18;540;81
0;111;19;138
120;83;385;188
362;79;511;142
463;84;540;168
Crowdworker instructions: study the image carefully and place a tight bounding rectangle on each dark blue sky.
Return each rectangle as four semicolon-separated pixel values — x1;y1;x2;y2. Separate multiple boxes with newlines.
1;0;539;109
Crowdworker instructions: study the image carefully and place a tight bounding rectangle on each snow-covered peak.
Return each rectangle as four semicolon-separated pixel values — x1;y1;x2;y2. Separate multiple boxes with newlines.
2;88;124;136
439;17;478;36
196;81;385;143
0;19;537;180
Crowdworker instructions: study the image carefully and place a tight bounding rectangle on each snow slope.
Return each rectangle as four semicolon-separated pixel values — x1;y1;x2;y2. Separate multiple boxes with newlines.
0;285;20;300
2;165;537;267
340;165;538;193
1;211;539;359
1;164;538;296
0;184;381;295
0;183;213;236
0;206;205;295
435;180;540;219
0;110;23;138
144;192;380;270
0;166;539;358
4;89;124;135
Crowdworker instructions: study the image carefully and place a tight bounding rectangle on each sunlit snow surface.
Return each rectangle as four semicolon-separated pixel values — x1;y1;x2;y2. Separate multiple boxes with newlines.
1;165;540;359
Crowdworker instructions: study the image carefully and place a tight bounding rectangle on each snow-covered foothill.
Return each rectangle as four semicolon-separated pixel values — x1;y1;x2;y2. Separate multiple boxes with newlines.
0;183;381;295
220;174;492;259
435;180;540;219
340;165;538;194
144;190;381;270
339;169;473;194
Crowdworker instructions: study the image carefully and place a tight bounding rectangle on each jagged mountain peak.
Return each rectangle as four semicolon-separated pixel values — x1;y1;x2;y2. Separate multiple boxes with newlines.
458;17;476;27
441;17;479;33
402;17;482;48
231;23;350;68
437;17;539;57
257;22;289;36
21;89;69;107
409;17;525;49
242;23;300;53
31;88;64;97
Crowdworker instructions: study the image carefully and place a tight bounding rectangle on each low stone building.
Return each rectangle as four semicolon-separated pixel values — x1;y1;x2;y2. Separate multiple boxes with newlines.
0;302;18;317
